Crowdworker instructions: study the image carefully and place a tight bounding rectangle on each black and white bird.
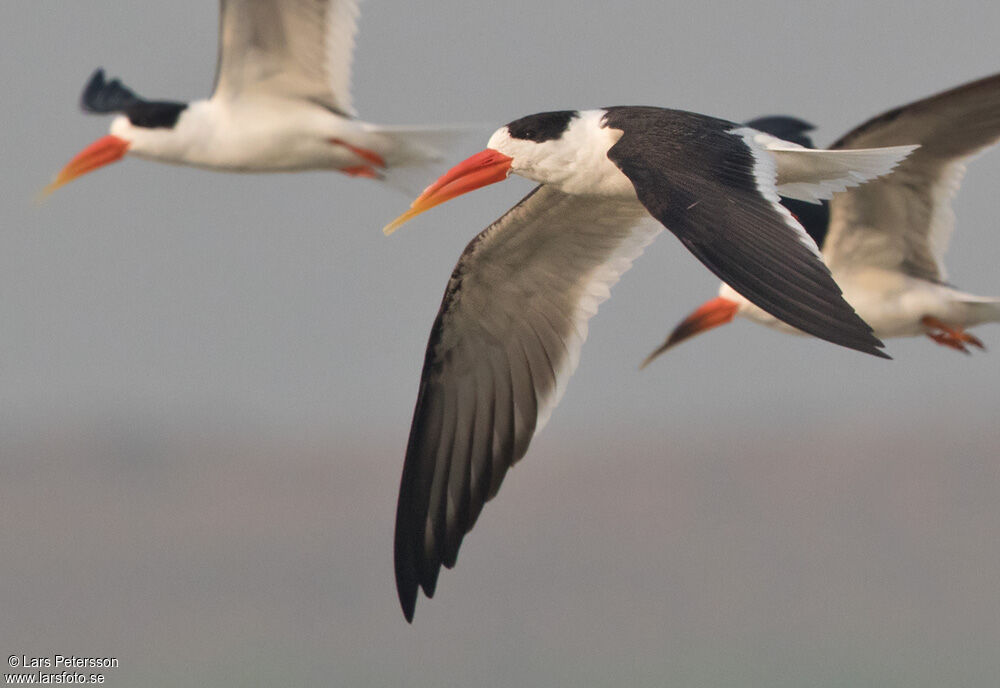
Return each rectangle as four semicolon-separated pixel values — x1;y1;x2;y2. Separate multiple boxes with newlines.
383;106;917;620
44;0;467;195
646;72;1000;364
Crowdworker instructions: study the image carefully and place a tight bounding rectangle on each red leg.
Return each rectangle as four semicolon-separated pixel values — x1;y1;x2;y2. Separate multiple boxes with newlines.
329;138;387;168
339;165;381;179
922;316;985;353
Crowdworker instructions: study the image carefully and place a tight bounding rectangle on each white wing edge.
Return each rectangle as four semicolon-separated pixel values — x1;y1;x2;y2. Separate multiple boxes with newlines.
728;127;824;259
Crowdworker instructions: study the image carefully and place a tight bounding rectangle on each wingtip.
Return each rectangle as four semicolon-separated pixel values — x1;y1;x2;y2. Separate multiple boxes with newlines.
870;346;893;360
396;577;417;623
847;330;892;360
859;328;892;359
401;602;416;624
832;324;893;359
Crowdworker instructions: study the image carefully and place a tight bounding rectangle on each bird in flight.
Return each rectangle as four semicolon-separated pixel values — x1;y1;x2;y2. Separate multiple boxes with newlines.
384;105;916;620
43;0;469;196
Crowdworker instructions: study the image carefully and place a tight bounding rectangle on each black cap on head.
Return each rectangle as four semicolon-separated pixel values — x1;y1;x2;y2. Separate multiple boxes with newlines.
505;110;578;143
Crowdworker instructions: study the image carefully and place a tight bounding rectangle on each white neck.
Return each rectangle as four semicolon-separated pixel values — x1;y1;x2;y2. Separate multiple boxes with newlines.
111;101;214;167
493;110;637;197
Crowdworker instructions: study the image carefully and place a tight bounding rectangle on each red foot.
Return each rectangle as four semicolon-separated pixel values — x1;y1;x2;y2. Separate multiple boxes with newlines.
329;138;387;168
340;165;381;179
922;316;985;354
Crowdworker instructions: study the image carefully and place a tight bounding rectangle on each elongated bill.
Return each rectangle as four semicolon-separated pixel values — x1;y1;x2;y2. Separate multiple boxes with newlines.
383;149;513;235
641;296;739;368
40;135;130;198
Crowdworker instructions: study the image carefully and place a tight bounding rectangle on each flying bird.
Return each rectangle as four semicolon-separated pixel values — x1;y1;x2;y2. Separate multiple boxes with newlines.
646;72;1000;365
43;0;468;195
384;106;916;620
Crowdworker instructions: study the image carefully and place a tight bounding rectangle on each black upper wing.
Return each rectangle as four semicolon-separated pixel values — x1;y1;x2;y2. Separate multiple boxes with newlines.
604;106;886;358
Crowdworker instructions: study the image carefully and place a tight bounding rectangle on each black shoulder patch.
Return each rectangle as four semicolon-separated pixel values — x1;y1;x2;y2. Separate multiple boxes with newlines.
744;115;817;148
80;68;187;129
505;110;578;142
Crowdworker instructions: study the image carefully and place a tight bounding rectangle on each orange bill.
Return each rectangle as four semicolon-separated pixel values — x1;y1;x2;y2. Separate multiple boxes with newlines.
641;296;739;368
383;149;513;235
41;135;130;198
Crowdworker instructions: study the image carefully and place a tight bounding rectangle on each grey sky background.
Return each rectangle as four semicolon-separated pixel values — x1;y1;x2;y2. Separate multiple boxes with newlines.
2;1;999;686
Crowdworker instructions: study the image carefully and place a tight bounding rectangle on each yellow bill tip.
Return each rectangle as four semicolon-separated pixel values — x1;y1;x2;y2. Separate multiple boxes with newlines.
638;349;663;371
36;175;72;203
383;209;417;236
35;185;58;204
40;135;130;201
381;148;514;236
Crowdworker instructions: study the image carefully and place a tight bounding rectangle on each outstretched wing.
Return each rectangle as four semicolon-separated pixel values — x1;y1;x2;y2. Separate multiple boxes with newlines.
213;0;360;116
394;186;657;621
604;106;888;357
825;72;1000;281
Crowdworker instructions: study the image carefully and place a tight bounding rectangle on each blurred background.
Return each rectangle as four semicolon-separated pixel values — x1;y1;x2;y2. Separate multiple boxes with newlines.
2;1;999;685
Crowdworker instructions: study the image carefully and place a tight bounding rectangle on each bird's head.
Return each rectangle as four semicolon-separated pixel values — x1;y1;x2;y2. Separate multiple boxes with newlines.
384;110;628;234
42;84;191;198
484;110;581;181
